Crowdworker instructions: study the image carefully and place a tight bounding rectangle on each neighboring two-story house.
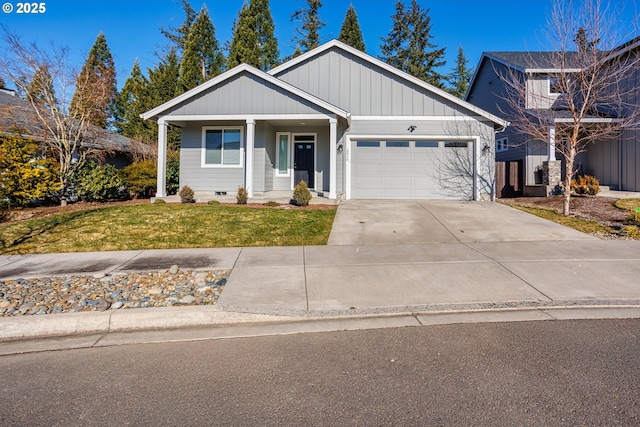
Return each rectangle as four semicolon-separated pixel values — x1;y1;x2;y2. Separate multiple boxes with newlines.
466;37;640;196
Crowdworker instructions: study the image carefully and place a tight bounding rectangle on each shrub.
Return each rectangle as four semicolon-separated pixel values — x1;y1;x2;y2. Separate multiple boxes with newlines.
153;198;167;204
292;180;312;206
0;200;10;223
166;158;180;195
178;185;195;203
0;134;60;207
207;200;220;206
74;162;125;202
571;175;600;196
123;160;156;198
236;186;248;204
263;200;279;207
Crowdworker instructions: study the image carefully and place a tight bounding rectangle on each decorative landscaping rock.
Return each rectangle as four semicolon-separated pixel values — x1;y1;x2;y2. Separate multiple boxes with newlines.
0;269;230;317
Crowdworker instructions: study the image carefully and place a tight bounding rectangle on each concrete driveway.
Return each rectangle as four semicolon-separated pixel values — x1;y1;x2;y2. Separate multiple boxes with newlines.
328;200;594;245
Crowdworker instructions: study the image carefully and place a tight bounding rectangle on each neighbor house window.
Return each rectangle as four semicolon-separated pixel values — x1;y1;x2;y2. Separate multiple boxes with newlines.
202;127;243;167
276;132;290;176
549;76;564;94
496;137;508;152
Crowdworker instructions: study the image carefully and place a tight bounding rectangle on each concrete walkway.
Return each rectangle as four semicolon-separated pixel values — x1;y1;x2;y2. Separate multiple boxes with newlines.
2;201;640;348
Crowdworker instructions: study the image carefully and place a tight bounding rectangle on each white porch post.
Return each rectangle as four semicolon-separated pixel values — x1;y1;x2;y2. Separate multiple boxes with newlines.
548;125;556;161
156;119;168;198
245;118;255;198
329;117;337;199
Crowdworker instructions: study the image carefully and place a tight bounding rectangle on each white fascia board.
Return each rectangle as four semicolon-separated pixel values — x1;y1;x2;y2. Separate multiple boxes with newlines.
270;40;508;129
158;114;336;123
553;117;622;123
141;63;348;121
351;115;491;122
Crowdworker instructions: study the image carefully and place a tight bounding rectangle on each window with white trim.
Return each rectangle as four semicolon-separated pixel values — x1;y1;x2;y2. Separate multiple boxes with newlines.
276;132;290;176
202;127;243;167
496;137;508;152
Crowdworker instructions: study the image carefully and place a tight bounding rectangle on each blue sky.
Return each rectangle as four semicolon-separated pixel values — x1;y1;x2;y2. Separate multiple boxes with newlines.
1;0;638;88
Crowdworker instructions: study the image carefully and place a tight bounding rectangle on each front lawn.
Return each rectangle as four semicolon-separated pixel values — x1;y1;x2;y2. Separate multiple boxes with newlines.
0;204;337;254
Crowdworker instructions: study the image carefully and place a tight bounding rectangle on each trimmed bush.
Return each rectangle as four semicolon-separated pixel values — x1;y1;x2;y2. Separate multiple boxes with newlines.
207;200;220;206
153;198;167;204
571;175;600;196
236;186;248;204
123;160;156;198
263;201;279;207
178;185;195;203
292;180;312;206
74;162;125;202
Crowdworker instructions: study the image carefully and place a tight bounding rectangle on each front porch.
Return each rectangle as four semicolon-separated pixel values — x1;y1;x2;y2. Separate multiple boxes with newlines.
154;190;341;205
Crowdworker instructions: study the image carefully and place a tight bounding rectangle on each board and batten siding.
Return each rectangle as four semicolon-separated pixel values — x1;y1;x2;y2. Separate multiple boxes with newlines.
273;49;470;117
163;72;331;117
179;122;245;192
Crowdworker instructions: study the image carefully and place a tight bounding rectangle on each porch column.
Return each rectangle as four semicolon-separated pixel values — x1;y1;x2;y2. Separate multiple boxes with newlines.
547;125;556;161
156;119;168;198
245;118;255;198
329;117;337;199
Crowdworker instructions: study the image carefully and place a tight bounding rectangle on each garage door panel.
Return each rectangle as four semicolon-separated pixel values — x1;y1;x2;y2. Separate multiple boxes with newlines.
351;140;473;200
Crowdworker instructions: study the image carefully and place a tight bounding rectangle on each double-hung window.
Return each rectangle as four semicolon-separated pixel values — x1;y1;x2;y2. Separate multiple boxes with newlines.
496;137;508;152
202;127;243;167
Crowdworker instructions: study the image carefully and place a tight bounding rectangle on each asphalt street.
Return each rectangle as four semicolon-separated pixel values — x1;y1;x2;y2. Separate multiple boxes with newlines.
1;319;639;426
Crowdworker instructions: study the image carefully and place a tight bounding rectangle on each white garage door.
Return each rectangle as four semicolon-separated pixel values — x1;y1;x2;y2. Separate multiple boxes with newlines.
350;139;474;199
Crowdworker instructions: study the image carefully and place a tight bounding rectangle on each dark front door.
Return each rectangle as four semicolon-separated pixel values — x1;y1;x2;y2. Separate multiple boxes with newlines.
294;142;314;188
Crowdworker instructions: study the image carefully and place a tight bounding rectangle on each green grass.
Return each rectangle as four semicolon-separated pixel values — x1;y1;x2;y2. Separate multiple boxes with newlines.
0;204;336;254
512;205;616;235
613;198;640;213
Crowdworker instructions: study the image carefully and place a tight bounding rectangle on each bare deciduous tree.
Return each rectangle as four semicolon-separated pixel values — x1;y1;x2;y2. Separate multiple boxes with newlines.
500;0;640;214
0;27;109;205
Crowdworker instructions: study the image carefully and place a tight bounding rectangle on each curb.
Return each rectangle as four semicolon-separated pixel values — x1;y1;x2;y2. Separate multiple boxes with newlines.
2;304;640;349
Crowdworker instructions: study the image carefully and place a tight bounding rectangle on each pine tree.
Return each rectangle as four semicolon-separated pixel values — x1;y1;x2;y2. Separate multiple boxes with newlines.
115;60;151;139
338;4;365;52
178;5;225;93
70;32;118;128
252;0;279;70
227;0;279;70
446;46;473;98
26;64;55;106
149;48;181;104
290;0;325;55
379;0;446;87
227;2;258;69
161;0;197;55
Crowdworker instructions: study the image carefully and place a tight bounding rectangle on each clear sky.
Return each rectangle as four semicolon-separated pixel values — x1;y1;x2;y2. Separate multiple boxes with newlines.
1;0;638;88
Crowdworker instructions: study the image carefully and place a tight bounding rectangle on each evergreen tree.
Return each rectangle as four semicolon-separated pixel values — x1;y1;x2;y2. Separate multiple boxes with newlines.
26;64;55;106
446;46;473;98
115;59;151;139
338;4;366;52
149;48;181;105
253;0;279;70
379;0;446;87
574;26;599;52
161;0;197;55
227;2;258;69
70;32;118;128
178;5;225;93
290;0;325;55
227;0;279;70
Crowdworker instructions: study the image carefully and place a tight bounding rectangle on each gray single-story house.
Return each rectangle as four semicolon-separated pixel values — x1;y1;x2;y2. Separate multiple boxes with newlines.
142;40;508;201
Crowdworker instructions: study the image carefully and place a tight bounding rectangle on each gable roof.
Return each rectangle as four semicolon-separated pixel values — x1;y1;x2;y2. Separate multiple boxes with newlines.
269;39;508;129
141;63;349;121
482;51;584;73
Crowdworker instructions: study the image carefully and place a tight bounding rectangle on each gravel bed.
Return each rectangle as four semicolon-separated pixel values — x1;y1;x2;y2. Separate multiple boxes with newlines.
0;269;230;316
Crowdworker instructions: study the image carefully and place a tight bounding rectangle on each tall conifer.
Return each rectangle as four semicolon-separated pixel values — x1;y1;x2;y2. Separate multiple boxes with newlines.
446;46;473;98
227;0;279;70
290;0;325;56
338;5;366;52
70;32;118;128
115;60;150;139
379;0;446;87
